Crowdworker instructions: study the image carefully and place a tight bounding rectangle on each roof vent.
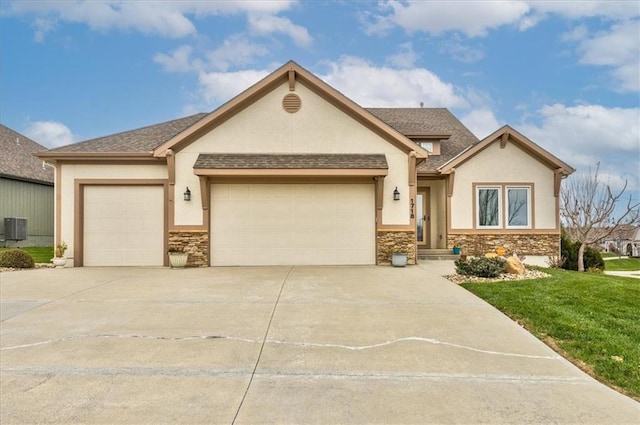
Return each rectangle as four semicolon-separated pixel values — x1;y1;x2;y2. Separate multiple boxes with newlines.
282;93;301;113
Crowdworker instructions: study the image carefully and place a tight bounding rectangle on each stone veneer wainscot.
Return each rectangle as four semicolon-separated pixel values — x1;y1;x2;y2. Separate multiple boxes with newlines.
168;230;209;267
447;233;560;257
377;230;416;265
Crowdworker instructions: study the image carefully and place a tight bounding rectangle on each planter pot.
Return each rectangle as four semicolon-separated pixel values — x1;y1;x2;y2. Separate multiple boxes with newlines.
168;253;188;268
392;253;408;267
452;247;461;255
52;257;67;268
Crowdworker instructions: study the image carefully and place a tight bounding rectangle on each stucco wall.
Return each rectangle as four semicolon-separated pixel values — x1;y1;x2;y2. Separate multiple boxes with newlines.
450;142;557;230
59;163;167;265
176;81;410;226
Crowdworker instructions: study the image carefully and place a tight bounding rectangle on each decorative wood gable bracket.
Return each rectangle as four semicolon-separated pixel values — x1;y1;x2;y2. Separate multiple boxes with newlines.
447;169;455;197
500;132;509;149
288;69;296;91
553;168;564;197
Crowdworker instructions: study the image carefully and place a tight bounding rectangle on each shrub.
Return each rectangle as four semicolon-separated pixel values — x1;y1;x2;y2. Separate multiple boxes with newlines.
0;249;35;269
455;256;506;278
546;255;566;269
560;235;605;271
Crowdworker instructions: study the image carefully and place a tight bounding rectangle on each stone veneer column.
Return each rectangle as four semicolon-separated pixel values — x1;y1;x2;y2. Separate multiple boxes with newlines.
377;230;416;265
168;230;209;267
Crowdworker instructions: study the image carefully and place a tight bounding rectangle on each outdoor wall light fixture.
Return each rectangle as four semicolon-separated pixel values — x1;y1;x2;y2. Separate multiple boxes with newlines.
393;187;400;201
184;187;191;202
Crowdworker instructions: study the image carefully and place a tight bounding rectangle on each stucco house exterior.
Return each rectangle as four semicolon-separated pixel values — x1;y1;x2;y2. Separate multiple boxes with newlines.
37;61;574;267
1;124;54;247
600;225;640;257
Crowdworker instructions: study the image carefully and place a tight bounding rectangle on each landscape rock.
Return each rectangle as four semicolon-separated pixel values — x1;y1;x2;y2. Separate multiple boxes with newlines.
504;255;526;275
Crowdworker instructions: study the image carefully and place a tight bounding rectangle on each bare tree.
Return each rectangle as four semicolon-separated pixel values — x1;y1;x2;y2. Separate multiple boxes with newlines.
561;163;640;272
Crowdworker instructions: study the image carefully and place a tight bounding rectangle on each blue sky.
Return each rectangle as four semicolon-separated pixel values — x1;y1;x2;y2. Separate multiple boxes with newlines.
1;1;638;205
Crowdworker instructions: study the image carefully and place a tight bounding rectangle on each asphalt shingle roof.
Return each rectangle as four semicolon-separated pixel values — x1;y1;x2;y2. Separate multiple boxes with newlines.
46;113;208;154
41;108;478;173
194;154;388;169
0;124;54;184
366;108;479;171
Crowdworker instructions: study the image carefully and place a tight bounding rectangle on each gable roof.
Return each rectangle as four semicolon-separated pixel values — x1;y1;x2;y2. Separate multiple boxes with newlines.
439;125;575;175
152;61;429;158
0;124;54;184
37;113;207;159
367;108;478;171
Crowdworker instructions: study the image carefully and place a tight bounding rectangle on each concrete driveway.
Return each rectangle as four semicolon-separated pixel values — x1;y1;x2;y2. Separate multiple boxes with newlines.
1;264;638;424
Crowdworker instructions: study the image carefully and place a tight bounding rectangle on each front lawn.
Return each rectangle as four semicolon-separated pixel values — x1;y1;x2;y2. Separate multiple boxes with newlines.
0;247;54;263
461;268;640;400
604;257;640;271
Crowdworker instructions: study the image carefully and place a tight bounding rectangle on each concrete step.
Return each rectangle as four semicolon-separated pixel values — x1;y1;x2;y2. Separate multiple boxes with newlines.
418;249;460;261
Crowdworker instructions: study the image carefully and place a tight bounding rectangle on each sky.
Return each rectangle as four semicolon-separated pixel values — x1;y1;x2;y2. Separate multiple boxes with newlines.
1;0;639;208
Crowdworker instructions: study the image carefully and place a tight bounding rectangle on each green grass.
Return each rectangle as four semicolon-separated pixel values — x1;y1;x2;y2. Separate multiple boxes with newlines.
604;257;640;271
461;268;640;400
0;247;54;263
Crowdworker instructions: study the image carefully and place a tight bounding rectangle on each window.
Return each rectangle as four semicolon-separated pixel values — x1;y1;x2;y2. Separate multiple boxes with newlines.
418;141;433;153
475;185;532;229
477;187;501;228
506;187;530;228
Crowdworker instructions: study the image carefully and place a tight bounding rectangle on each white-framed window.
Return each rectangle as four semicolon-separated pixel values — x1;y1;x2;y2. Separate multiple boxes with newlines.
506;186;531;228
476;186;501;228
418;141;433;153
475;184;532;229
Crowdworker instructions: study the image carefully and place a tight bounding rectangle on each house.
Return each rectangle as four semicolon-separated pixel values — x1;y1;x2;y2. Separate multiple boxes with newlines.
1;124;54;247
600;225;640;257
36;61;574;267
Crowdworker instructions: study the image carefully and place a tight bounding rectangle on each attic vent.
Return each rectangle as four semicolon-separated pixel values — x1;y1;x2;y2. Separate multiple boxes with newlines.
282;93;301;113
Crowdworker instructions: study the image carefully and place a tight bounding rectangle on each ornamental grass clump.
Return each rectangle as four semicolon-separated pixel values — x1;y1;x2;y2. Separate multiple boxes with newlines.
0;249;35;269
455;256;505;278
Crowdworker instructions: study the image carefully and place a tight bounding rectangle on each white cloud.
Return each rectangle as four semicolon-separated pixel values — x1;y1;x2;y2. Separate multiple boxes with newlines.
575;20;640;92
198;69;269;105
529;0;639;20
206;35;269;72
6;0;299;39
24;121;75;148
520;103;640;192
248;14;313;47
319;56;469;108
366;0;639;37
439;37;484;63
459;109;501;139
366;0;530;37
154;45;195;73
385;42;418;68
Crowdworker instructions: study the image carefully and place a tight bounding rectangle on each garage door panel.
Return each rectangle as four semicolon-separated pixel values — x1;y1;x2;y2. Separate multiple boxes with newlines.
211;183;375;266
84;186;164;266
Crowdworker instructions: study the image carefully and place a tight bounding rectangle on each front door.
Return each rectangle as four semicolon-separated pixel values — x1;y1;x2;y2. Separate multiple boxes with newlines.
416;189;430;248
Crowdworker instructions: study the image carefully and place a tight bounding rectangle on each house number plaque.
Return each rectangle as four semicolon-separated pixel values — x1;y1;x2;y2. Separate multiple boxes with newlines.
410;198;415;219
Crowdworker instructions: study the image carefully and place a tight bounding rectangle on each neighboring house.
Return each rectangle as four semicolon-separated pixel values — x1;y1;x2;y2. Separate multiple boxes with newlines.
600;225;640;257
0;124;54;247
36;61;574;267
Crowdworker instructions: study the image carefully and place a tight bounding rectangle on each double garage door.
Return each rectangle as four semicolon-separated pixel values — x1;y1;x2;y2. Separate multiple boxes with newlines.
83;186;164;266
211;183;376;266
82;183;375;266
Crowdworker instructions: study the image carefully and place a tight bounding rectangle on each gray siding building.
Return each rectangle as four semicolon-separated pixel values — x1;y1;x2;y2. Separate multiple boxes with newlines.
1;124;54;247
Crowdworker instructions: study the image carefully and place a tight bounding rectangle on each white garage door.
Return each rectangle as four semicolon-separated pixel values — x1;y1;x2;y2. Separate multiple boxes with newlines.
84;185;164;266
211;183;375;266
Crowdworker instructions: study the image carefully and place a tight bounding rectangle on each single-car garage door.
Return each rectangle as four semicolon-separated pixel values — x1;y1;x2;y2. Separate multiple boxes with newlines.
84;185;164;266
211;183;375;266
